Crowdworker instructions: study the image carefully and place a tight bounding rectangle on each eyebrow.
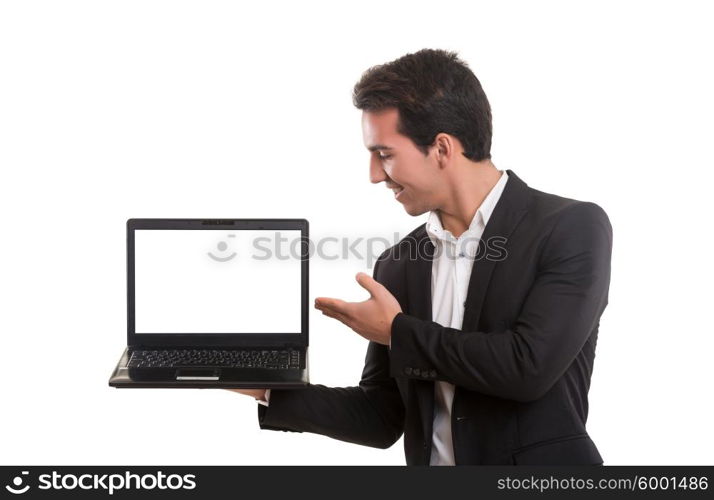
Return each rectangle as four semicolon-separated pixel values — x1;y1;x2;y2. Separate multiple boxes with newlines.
367;144;394;152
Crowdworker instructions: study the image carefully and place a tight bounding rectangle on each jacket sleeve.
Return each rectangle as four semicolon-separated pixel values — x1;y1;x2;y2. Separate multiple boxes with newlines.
257;257;406;449
389;202;613;403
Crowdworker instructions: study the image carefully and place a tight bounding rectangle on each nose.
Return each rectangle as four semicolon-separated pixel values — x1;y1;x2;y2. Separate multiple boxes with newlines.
369;157;387;184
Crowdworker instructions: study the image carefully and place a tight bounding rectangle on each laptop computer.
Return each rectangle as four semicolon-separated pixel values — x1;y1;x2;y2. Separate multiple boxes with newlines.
108;218;309;388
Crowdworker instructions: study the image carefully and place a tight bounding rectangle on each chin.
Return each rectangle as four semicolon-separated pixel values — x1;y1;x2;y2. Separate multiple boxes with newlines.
402;203;428;217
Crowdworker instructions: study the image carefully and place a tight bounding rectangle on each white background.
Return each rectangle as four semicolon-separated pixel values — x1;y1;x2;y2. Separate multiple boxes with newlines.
1;0;712;465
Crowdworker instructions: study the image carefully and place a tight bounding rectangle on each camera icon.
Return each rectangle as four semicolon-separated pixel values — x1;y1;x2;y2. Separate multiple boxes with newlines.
5;471;30;494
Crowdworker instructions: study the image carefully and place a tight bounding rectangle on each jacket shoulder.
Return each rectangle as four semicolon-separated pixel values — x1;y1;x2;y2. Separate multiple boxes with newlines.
525;187;613;270
527;186;610;229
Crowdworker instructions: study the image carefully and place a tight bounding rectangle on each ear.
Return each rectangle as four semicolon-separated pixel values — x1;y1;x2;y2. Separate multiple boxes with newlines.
433;133;454;167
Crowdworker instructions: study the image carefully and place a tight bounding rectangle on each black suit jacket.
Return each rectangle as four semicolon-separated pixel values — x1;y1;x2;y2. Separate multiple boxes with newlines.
258;170;612;465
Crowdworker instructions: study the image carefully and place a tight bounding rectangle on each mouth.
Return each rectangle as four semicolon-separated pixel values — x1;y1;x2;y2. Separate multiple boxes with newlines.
391;186;405;200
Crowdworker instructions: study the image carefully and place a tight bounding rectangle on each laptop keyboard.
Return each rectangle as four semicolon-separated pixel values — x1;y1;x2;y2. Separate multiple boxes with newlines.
127;349;301;370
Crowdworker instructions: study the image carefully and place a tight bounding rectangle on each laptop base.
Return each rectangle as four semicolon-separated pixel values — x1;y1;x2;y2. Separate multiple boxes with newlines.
108;347;309;389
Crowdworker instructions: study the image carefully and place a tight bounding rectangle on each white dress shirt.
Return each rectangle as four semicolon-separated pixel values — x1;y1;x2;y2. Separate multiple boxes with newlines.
425;170;509;465
259;171;509;466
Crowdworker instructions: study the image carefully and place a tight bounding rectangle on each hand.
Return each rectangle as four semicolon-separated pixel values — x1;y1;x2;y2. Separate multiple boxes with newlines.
225;388;267;401
314;272;402;346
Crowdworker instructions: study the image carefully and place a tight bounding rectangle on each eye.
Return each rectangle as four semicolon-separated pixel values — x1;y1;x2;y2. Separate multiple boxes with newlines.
378;153;392;160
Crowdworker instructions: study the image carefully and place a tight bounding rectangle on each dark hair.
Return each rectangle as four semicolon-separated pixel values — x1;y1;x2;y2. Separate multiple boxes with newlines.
352;48;492;161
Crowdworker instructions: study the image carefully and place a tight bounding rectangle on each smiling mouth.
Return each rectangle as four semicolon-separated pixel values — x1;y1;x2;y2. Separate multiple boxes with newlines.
393;186;404;199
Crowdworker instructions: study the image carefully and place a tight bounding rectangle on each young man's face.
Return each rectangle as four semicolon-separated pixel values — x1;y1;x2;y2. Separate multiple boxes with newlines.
361;108;443;216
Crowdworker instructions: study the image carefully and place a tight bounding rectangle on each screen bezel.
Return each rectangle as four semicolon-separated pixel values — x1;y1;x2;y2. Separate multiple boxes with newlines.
127;218;309;348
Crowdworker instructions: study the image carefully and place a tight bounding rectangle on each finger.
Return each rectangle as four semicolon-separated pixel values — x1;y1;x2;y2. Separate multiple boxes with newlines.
355;272;385;298
224;388;263;398
315;297;351;316
316;298;357;329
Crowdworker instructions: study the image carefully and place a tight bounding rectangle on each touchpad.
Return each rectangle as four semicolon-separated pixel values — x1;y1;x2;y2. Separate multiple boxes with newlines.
175;368;220;380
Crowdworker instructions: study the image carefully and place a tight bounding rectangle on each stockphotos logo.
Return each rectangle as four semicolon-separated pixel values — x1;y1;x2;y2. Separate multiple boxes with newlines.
5;471;29;494
3;470;196;495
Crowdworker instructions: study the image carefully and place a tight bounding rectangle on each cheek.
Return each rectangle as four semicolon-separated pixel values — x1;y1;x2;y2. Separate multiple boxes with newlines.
386;161;412;184
383;163;399;182
392;167;424;191
386;157;434;190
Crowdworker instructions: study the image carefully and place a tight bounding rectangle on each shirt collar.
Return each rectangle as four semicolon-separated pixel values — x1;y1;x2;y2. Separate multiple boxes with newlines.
425;170;509;245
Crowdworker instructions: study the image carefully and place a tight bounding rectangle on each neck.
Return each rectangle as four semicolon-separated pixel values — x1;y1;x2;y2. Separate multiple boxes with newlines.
437;160;502;238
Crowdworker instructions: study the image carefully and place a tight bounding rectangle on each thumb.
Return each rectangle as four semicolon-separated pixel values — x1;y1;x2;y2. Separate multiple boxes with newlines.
355;272;384;298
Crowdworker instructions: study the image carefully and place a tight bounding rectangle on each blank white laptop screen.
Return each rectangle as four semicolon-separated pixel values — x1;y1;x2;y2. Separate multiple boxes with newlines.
134;229;302;334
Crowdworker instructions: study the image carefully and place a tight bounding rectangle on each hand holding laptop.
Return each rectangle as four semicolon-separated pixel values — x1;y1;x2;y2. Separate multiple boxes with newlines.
226;388;267;400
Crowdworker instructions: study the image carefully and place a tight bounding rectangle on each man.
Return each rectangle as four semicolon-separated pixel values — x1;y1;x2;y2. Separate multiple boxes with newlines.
230;48;612;465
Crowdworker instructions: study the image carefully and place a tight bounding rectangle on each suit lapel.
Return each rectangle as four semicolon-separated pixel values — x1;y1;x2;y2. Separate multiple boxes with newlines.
406;231;434;322
461;169;532;330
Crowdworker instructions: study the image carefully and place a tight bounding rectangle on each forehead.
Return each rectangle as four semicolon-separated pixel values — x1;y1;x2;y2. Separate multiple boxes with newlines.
361;108;401;148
